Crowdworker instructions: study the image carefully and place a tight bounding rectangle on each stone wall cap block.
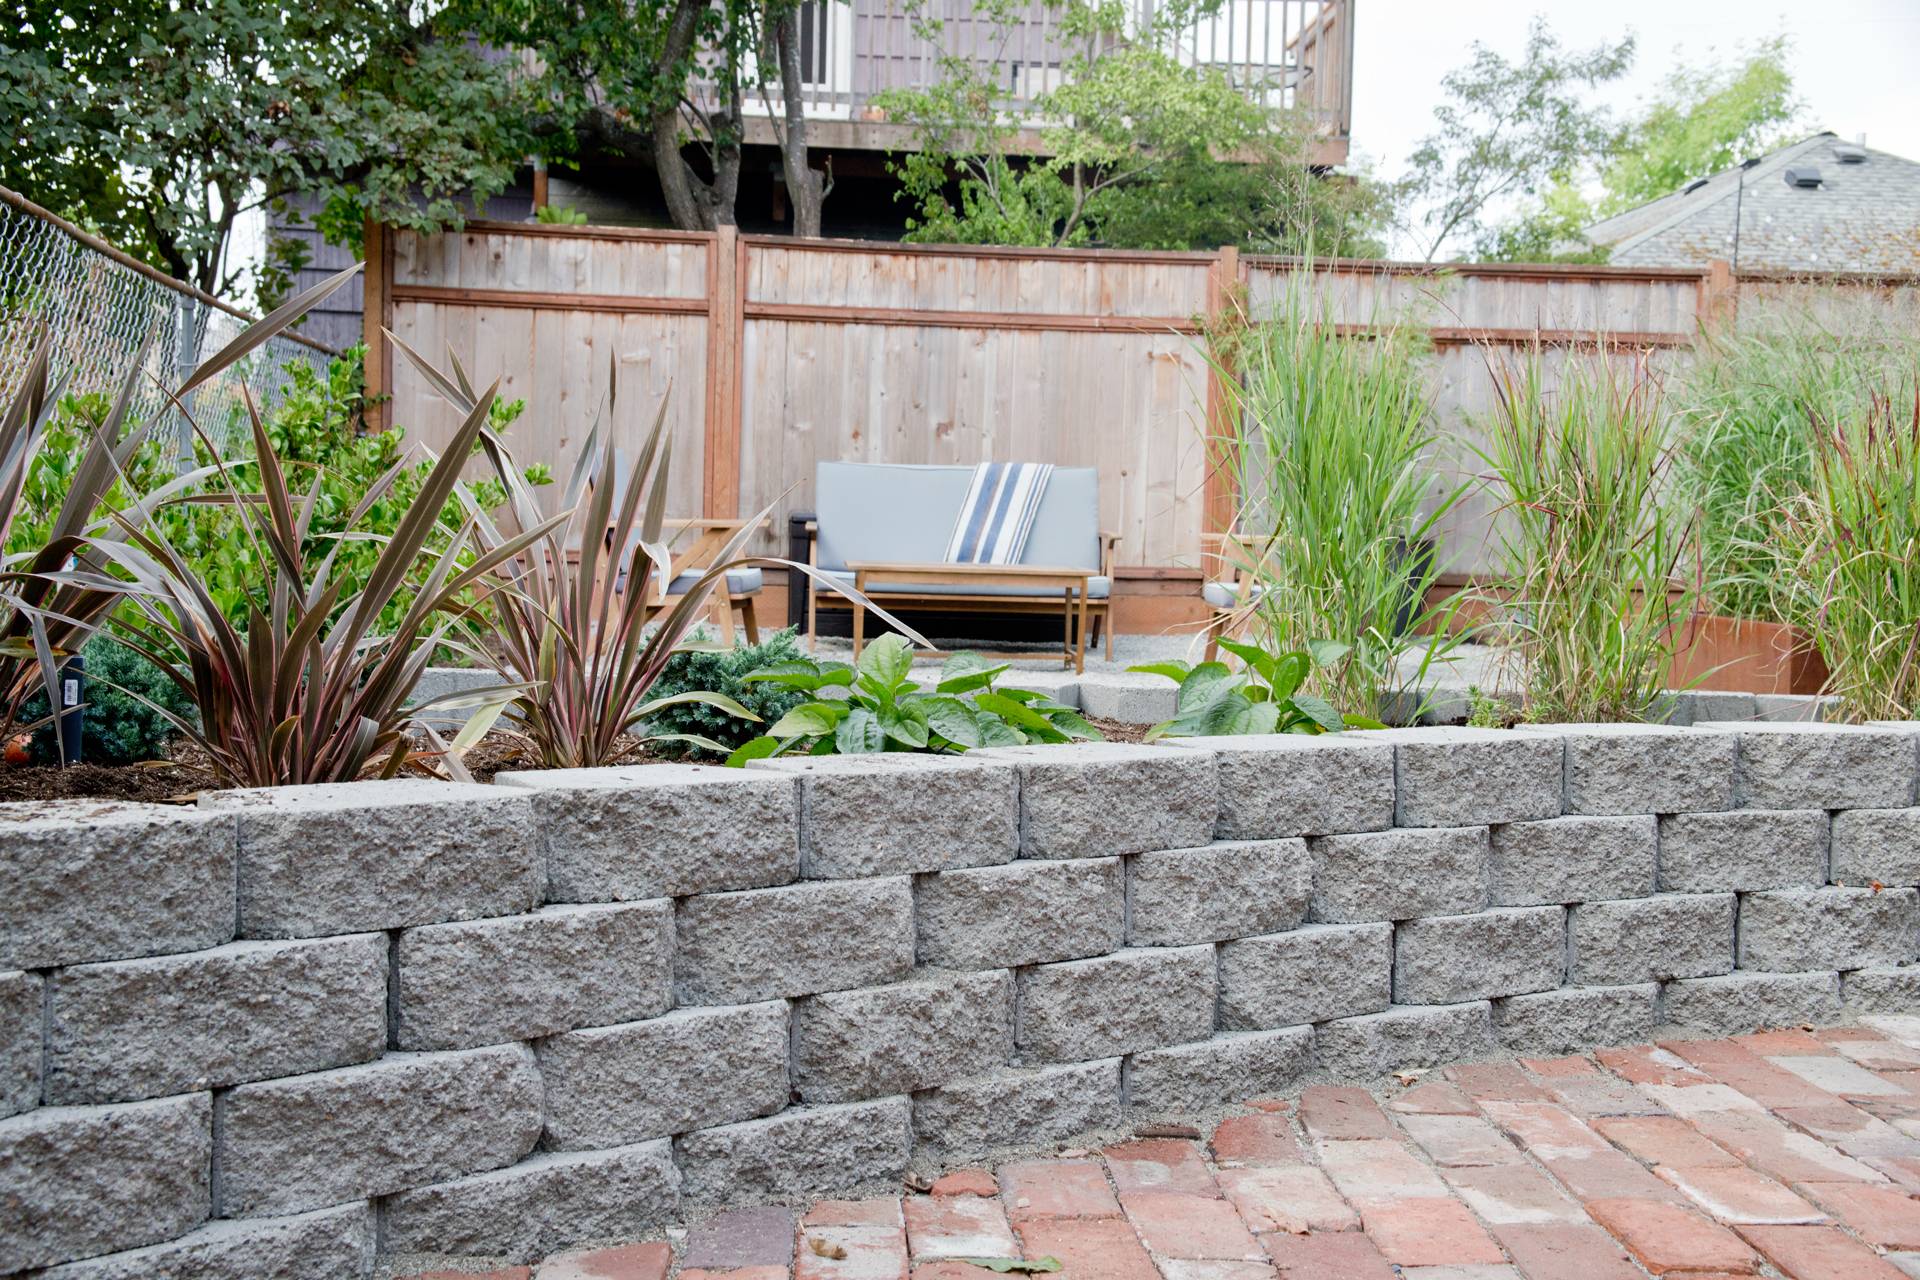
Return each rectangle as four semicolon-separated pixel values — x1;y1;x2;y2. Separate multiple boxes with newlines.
25;1202;374;1280
200;778;522;814
497;761;793;791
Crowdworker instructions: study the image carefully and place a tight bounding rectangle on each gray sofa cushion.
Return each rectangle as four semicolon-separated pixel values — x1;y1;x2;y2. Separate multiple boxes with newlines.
812;568;1110;600
814;462;1102;574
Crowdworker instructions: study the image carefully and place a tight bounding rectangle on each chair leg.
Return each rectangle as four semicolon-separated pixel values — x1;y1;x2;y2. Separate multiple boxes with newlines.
1102;605;1114;661
739;595;760;646
851;598;866;660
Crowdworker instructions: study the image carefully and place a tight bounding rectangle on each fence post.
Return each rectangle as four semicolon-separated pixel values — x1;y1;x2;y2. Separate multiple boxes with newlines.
361;219;394;432
1699;257;1736;332
1201;244;1243;577
703;225;744;518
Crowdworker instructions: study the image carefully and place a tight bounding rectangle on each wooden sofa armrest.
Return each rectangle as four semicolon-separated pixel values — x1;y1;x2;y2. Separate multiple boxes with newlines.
1100;530;1120;578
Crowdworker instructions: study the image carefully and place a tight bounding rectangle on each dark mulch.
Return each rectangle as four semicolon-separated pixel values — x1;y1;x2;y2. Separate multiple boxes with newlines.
0;718;1153;804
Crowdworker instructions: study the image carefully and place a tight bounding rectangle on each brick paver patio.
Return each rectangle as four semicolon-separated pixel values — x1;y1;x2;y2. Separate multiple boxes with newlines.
406;1017;1920;1280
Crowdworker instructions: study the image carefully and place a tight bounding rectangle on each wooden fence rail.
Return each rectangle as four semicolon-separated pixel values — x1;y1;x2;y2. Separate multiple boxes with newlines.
362;220;1917;621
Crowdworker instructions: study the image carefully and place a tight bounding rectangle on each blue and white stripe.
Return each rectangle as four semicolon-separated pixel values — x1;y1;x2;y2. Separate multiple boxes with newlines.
944;461;1055;564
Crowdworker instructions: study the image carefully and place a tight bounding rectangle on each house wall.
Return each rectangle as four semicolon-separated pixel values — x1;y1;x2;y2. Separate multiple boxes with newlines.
5;722;1919;1274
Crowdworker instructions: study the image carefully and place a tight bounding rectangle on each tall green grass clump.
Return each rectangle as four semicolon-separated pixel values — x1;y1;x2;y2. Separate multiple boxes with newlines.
1213;282;1461;719
1676;294;1920;620
1772;375;1920;720
1480;348;1698;723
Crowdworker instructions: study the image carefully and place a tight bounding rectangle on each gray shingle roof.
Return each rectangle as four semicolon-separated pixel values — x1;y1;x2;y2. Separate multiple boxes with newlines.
1582;133;1920;273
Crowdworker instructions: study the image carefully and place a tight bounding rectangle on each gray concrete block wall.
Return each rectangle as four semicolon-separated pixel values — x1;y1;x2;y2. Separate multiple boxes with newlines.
6;720;1920;1274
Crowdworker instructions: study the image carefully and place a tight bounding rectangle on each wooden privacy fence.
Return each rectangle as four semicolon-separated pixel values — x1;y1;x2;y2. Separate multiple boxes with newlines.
361;221;1914;604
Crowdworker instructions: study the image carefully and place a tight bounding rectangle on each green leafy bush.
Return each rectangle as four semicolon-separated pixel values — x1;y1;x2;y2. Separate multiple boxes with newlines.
643;629;812;759
18;637;196;765
1129;638;1376;739
725;635;1099;764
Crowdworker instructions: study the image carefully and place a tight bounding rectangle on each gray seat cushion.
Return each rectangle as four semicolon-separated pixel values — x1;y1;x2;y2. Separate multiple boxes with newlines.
666;566;762;596
813;568;1109;600
1203;580;1264;608
814;462;1103;573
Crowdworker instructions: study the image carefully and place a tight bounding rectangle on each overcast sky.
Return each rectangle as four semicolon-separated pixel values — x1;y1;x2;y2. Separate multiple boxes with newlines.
1350;0;1920;256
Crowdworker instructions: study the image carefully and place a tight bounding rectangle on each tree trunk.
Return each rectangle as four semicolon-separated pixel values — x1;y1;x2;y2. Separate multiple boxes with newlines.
772;9;829;238
649;0;738;231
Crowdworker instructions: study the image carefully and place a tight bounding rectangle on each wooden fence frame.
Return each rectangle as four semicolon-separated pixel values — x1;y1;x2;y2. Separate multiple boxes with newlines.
361;220;1904;573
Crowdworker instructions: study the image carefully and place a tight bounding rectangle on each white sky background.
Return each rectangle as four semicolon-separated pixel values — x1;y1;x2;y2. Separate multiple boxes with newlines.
1350;0;1920;258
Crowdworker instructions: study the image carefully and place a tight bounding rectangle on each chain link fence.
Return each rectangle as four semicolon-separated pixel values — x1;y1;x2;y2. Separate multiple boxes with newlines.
0;187;338;460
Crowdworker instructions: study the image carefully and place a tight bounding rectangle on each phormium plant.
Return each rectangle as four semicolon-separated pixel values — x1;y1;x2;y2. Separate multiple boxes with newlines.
725;634;1100;764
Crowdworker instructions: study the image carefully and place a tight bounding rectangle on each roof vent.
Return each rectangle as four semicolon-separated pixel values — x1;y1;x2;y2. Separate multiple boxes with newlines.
1683;177;1710;194
1784;167;1823;189
1834;143;1868;164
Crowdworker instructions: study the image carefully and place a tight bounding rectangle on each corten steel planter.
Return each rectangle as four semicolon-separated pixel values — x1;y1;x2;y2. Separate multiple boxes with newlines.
1669;613;1829;695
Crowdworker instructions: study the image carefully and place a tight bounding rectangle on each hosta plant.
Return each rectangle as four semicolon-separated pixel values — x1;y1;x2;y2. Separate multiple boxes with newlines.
724;634;1100;764
1130;638;1378;739
390;335;921;769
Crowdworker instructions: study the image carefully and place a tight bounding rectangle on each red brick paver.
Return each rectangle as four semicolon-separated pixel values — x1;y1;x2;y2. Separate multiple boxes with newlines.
413;1018;1920;1279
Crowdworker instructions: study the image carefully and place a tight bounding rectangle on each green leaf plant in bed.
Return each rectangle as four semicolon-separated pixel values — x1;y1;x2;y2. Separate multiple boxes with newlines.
1129;637;1383;739
724;634;1101;765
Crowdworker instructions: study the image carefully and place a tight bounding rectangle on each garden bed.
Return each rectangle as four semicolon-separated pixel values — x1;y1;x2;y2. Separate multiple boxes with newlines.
6;722;1920;1275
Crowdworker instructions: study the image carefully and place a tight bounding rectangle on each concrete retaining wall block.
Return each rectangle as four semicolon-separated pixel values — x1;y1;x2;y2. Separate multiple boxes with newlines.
1126;839;1311;946
911;1060;1123;1162
1841;965;1920;1013
1657;810;1829;893
674;1097;913;1204
792;969;1012;1103
1073;672;1177;724
1662;971;1844;1037
1492;984;1658;1057
1517;724;1737;815
1314;1002;1498;1078
916;857;1124;970
538;1004;789;1150
981;742;1216;860
45;934;387;1105
0;1092;211;1273
382;1141;679;1265
2;801;235;970
1737;888;1920;973
1694;722;1919;810
1831;809;1920;887
1217;923;1392;1030
217;1044;542;1217
30;1204;374;1280
204;782;541;939
1125;1027;1313;1115
674;877;914;1005
1169;734;1394;840
1392;907;1566;1005
754;754;1017;876
1015;946;1215;1062
1490;816;1656;906
1309;827;1491;923
393;902;671;1051
1568;894;1735;985
1379;727;1563;828
1;969;41;1118
495;764;799;901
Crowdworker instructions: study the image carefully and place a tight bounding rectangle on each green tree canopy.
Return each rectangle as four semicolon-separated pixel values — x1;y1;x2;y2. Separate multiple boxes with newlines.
2;0;538;296
876;0;1386;255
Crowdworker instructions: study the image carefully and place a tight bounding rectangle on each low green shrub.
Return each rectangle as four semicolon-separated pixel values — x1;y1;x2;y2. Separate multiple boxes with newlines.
725;635;1099;763
1129;637;1377;738
643;629;813;759
18;636;196;766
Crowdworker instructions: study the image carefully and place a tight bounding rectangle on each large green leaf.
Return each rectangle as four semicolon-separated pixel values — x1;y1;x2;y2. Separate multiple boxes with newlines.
635;689;761;723
725;735;783;767
1216;636;1279;685
1291;692;1345;733
1266;651;1310;703
856;634;916;692
936;652;1009;694
923;696;985;748
1308;638;1353;669
1127;661;1193;684
1175;662;1240;712
835;706;886;753
880;701;930;748
976;691;1058;735
768;701;845;738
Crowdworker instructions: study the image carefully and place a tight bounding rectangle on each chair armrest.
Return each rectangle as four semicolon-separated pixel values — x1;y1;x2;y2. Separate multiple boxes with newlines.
1100;530;1121;578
